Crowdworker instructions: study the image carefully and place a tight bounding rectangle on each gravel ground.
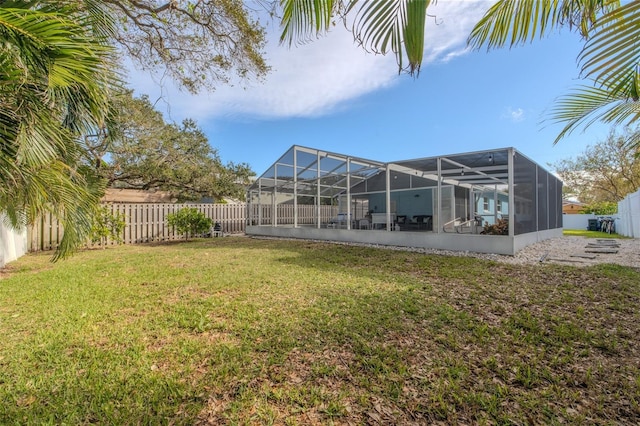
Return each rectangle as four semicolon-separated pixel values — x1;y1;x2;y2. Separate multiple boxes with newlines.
389;235;640;268
253;235;640;268
497;235;640;268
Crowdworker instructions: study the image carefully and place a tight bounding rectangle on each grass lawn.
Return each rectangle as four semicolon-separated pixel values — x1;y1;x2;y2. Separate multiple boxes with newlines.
563;229;629;238
1;237;639;424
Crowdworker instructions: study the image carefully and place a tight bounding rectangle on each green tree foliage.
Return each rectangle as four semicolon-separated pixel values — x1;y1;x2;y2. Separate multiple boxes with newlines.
582;201;617;215
552;128;640;204
90;206;126;247
1;0;266;260
84;90;254;202
167;208;212;241
0;2;118;260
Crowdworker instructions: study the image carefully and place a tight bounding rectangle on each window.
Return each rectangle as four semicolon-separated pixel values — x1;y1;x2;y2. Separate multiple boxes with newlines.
483;197;490;212
497;200;502;214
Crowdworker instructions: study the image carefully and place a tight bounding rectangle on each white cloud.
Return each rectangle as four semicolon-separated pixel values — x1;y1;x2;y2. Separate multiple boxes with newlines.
126;0;495;122
210;29;400;119
126;28;399;123
503;107;526;122
423;0;496;63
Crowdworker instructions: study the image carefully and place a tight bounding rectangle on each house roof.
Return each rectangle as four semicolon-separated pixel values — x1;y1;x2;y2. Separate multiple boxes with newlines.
102;188;174;203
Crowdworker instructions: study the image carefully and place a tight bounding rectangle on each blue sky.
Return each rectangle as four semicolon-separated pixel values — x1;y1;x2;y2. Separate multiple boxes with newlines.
126;1;610;176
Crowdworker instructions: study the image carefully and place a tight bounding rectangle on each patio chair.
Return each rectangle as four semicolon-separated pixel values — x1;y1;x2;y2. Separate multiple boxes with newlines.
211;222;223;237
358;219;370;229
413;215;432;230
423;216;433;231
455;218;474;233
442;217;461;233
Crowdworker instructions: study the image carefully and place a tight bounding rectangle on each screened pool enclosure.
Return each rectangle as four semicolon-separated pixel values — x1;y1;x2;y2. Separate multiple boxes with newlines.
246;146;563;255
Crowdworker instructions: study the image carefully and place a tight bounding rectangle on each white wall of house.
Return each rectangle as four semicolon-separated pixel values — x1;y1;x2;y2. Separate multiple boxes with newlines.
0;217;28;268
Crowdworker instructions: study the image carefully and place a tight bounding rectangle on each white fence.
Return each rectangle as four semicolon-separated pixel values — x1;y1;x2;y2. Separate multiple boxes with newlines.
562;188;640;237
0;202;338;265
563;213;598;231
617;189;640;238
31;203;248;252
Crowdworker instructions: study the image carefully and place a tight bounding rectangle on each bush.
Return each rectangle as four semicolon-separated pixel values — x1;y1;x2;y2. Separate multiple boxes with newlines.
90;206;126;247
167;208;212;240
582;201;617;215
481;218;509;235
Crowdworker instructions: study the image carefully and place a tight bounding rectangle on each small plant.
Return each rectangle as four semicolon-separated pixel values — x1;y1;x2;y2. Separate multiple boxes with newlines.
166;207;212;240
90;205;125;247
481;218;509;235
582;201;617;215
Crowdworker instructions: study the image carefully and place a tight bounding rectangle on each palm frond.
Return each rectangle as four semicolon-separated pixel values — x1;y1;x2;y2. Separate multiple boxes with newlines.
549;84;640;148
468;0;619;50
352;0;429;74
279;0;341;45
78;0;118;41
0;5;118;260
279;0;430;75
579;0;640;101
7;159;106;261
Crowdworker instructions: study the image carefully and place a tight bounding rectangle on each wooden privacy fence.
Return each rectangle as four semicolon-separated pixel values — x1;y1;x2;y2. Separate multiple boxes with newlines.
29;202;340;252
248;204;338;226
30;203;247;252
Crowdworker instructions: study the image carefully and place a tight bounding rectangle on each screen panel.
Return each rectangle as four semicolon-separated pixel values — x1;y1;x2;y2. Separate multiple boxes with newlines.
513;154;537;235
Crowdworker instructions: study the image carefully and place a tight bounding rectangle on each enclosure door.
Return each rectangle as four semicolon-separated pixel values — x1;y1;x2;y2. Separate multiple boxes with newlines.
454;186;471;221
438;186;454;230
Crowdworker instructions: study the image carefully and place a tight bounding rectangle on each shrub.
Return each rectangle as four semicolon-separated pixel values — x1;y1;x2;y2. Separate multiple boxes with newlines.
167;207;212;241
90;206;126;247
481;218;509;235
582;201;617;215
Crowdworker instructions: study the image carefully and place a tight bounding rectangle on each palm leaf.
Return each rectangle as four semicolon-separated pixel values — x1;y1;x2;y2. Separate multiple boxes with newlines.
352;0;429;74
548;84;640;148
468;0;618;50
279;0;340;45
579;0;640;101
0;4;118;259
279;0;430;75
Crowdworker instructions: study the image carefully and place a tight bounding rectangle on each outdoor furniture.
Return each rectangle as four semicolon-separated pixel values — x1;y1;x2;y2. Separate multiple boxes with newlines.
358;219;370;229
413;215;432;230
442;217;461;233
211;222;223;237
327;213;353;229
453;216;483;233
371;213;396;229
455;219;474;233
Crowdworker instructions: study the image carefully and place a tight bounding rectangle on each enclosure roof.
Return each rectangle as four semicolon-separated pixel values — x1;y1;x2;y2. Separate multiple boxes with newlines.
249;145;533;194
392;148;511;187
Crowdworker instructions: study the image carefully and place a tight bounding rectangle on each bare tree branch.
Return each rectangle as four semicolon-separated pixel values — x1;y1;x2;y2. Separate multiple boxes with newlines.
99;0;269;92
